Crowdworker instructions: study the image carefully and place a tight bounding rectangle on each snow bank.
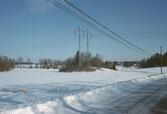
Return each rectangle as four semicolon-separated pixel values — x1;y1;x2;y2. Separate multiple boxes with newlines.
63;74;167;114
1;101;60;114
135;67;167;74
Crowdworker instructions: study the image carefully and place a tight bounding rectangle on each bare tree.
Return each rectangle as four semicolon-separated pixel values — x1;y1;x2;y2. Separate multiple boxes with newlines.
0;56;15;72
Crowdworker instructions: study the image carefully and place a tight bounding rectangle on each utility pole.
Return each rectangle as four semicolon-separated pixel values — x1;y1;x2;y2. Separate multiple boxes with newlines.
75;27;92;68
78;26;81;67
75;26;84;67
160;46;163;74
86;28;89;53
86;28;92;53
86;28;92;67
78;26;81;52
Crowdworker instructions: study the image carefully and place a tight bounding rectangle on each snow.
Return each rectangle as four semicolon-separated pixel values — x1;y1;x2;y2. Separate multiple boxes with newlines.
0;67;167;114
1;67;164;87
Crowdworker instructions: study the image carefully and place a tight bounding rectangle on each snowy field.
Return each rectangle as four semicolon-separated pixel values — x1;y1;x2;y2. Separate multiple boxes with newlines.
0;67;167;114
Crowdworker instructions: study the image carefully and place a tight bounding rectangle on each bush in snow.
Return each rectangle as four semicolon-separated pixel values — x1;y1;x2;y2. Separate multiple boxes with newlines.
0;56;15;72
60;52;105;72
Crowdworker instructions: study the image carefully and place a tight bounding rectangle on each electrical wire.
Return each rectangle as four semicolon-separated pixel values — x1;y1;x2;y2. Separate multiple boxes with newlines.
63;0;151;55
48;0;150;56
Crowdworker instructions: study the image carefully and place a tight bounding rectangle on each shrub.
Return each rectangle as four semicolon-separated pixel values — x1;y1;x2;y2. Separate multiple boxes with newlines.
0;56;15;72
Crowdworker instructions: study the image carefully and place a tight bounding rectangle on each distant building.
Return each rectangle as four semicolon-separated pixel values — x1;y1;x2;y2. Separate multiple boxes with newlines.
15;62;37;68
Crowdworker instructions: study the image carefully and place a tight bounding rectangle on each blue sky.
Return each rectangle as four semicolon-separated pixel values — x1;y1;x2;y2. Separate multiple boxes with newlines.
0;0;167;61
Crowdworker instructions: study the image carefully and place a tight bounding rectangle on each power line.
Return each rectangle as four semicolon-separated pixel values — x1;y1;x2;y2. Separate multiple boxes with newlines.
48;0;150;56
119;32;167;35
47;0;127;46
63;0;151;55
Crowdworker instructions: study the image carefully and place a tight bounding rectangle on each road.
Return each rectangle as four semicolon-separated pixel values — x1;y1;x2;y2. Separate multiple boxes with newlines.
64;75;167;114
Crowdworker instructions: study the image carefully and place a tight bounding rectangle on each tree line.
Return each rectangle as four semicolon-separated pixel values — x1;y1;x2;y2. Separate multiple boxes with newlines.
140;52;167;68
39;59;62;69
2;51;167;72
0;52;116;72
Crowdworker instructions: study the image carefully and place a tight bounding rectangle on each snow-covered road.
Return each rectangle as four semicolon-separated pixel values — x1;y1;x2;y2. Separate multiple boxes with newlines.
0;67;167;114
